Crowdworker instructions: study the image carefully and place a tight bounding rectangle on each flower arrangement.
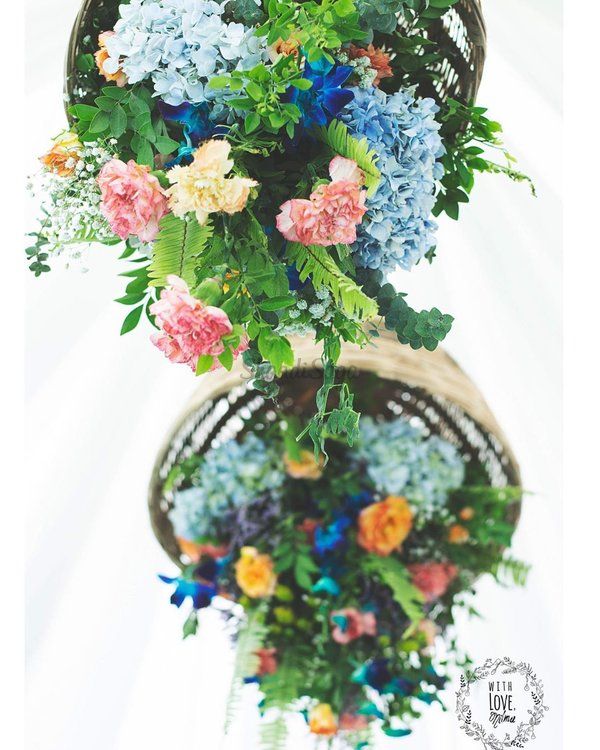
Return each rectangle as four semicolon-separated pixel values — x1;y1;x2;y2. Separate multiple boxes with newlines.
27;0;533;452
158;413;527;747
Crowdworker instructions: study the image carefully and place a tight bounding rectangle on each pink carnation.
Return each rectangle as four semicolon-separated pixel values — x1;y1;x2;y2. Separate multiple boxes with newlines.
408;562;458;603
150;275;247;370
276;157;367;246
330;608;377;644
98;159;169;242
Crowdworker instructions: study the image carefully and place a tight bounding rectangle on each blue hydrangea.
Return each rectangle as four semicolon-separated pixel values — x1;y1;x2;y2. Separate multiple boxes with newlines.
340;86;445;274
169;433;285;540
354;417;464;509
104;0;267;106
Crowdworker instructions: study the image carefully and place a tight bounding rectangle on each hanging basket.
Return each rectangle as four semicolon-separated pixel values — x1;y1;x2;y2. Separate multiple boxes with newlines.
149;330;520;567
64;0;486;117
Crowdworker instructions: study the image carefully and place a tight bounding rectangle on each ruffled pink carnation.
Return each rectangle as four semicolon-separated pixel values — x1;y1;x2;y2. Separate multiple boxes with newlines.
276;157;367;246
98;159;169;242
150;275;247;370
330;608;377;644
408;562;458;603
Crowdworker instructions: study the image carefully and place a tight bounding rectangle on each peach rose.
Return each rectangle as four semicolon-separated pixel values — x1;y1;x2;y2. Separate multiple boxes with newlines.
346;44;393;87
309;704;338;736
330;608;377;644
284;450;325;480
408;562;458;602
448;524;470;544
176;537;229;563
459;506;475;521
235;547;277;598
95;31;127;87
357;496;413;556
40;132;82;177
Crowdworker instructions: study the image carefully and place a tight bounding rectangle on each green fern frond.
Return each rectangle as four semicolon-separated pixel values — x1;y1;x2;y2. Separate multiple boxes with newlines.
286;242;378;321
316;120;381;196
259;713;288;750
492;556;530;587
260;657;304;712
148;213;214;288
224;608;268;733
362;556;425;625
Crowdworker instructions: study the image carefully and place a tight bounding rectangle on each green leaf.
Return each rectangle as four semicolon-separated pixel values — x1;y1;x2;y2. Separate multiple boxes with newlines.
136;138;154;167
155;136;180;154
182;610;198;639
257;330;294;376
289;78;313;90
218;347;234;371
110;105;127;138
68;103;98;121
196;354;215;375
89;110;110;133
244;112;260;134
257;296;295;311
148;214;214;288
120;305;144;335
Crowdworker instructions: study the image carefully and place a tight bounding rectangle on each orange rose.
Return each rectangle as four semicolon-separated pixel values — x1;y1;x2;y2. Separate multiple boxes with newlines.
176;537;229;563
459;506;475;521
448;524;470;544
284;450;325;480
235;547;277;598
309;703;338;736
357;496;413;556
40;132;82;177
346;44;393;87
95;31;127;87
268;34;301;62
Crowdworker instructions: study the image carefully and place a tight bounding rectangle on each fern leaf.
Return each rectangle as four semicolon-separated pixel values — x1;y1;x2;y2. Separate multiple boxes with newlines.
286;242;378;321
362;556;425;625
260;657;304;711
224;608;268;734
259;714;288;750
148;213;214;288
316;120;381;196
492;556;530;587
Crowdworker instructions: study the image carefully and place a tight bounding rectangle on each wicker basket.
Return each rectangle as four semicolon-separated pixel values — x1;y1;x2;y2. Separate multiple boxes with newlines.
149;331;520;567
64;0;486;117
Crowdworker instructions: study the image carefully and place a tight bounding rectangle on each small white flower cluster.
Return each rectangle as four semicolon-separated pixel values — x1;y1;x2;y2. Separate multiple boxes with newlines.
33;143;116;258
279;287;337;336
338;51;378;89
104;0;268;106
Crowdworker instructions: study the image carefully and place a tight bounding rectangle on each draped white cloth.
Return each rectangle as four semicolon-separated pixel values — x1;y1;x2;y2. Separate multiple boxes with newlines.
25;1;562;748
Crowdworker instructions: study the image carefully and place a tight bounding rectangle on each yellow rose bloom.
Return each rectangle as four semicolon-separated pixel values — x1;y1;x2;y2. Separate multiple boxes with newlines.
95;31;127;87
235;547;277;598
166;139;257;225
309;703;338;736
357;496;413;556
40;131;82;177
283;449;325;480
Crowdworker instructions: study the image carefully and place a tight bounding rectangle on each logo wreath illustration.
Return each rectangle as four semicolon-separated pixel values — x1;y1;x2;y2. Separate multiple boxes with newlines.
456;657;549;749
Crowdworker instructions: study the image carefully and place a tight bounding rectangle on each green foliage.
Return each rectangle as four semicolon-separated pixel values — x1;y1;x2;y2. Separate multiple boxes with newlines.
359;271;453;350
68;85;179;166
225;607;268;732
257;0;365;65
286;243;378;321
148;214;214;289
434;99;535;220
209;56;304;140
362;556;425;625
492;556;530;587
316;119;381;196
273;517;320;590
182;610;198;639
115;249;158;335
260;654;305;710
25;232;51;276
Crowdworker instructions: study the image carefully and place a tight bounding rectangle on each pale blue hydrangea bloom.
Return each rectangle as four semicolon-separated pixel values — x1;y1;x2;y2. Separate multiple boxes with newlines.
340;86;445;274
354;417;465;508
104;0;267;106
169;433;285;540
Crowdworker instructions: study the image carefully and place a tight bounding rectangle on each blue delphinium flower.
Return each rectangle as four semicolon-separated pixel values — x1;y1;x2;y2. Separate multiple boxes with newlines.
158;575;217;609
314;515;352;556
289;57;354;129
354;417;465;511
340;86;444;274
168;433;286;541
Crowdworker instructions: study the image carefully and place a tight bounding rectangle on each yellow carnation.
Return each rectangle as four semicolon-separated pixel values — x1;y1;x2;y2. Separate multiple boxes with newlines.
235;547;277;598
166;139;257;225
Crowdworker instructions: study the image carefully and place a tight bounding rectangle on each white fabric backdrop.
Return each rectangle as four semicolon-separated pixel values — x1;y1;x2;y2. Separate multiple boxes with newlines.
25;1;562;748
